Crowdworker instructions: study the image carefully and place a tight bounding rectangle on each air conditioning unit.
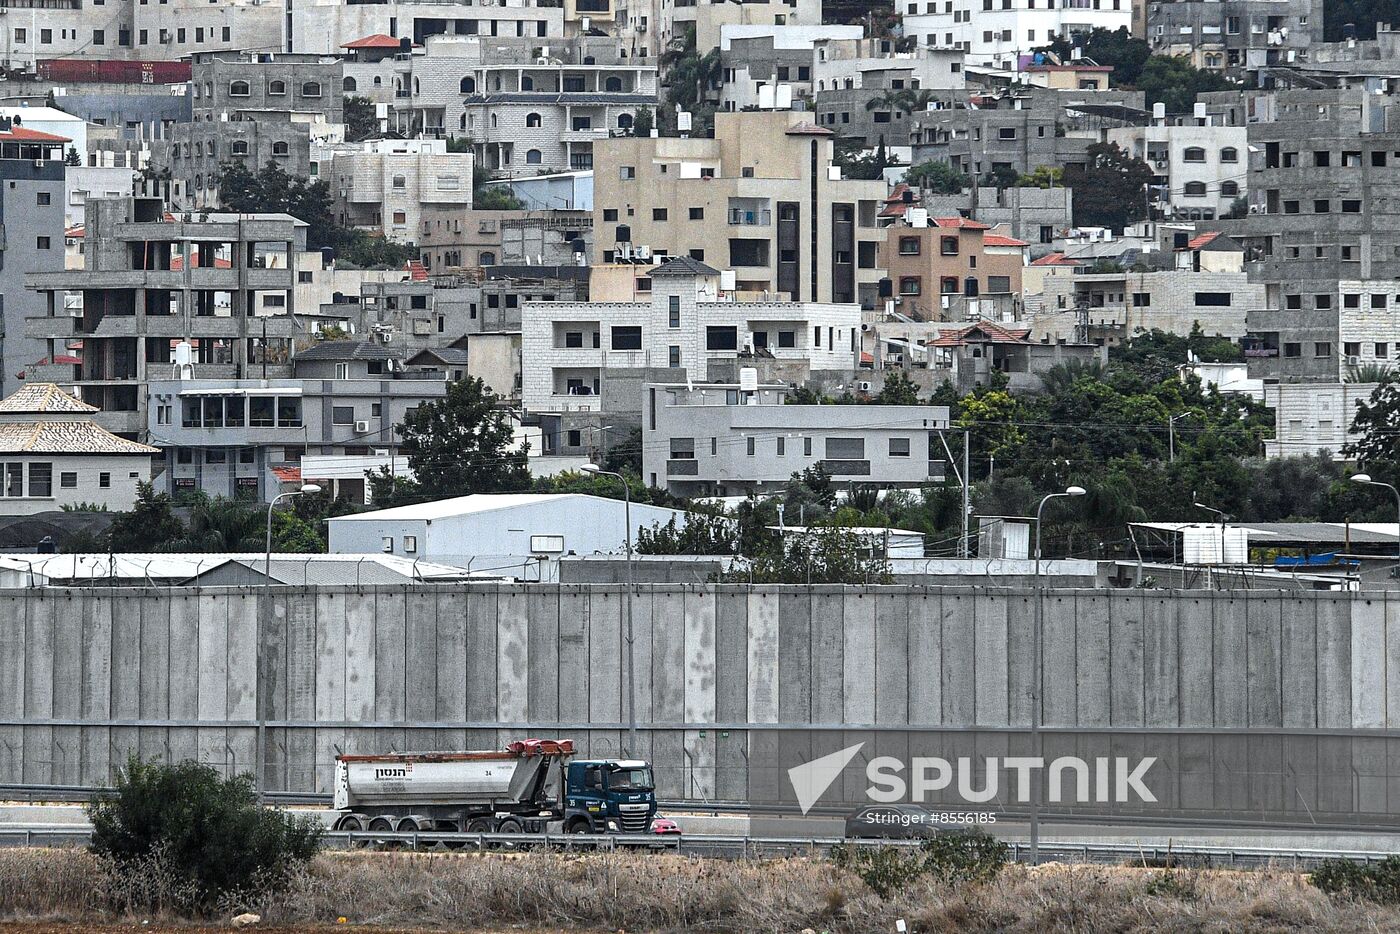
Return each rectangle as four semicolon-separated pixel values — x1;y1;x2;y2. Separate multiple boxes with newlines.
858;381;873;392
1347;356;1360;366
1154;160;1167;169
32;159;44;168
354;419;371;433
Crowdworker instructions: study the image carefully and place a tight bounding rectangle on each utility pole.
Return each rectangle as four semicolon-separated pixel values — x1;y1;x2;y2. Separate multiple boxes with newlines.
960;429;971;558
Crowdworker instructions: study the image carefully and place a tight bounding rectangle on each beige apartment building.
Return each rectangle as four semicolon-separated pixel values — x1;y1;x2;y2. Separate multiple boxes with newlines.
591;110;888;308
882;214;1027;323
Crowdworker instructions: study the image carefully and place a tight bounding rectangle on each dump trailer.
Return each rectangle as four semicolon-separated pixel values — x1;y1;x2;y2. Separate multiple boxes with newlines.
332;738;658;837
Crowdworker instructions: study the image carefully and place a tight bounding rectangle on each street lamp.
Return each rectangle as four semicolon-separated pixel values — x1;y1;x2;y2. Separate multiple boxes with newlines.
1192;501;1231;577
1351;473;1400;575
1031;485;1085;866
1168;412;1194;463
257;483;321;797
581;463;638;758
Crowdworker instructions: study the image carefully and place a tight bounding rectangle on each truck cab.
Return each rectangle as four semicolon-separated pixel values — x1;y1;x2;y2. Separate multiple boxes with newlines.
563;759;657;833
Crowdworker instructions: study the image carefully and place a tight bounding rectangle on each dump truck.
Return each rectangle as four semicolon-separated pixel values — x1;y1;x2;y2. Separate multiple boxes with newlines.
332;738;658;837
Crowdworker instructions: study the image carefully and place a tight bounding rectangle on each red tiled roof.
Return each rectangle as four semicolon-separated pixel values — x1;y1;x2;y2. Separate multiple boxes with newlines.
983;234;1028;247
342;34;404;49
65;225;84;238
272;465;302;483
1030;252;1081;266
1025;63;1113;73
33;355;81;365
405;260;428;281
0;125;71;143
1186;231;1221;250
932;217;991;230
931;321;1031;347
169;256;233;270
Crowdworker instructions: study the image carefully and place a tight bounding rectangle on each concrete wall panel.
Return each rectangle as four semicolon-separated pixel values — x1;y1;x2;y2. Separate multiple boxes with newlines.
1317;597;1353;730
1245;594;1282;727
1352;597;1387;730
810;588;844;724
498;589;531;724
906;591;941;726
1042;591;1078;727
587;590;622;725
746;590;779;725
973;593;1008;727
874;591;909;725
842;592;875;725
1281;596;1318;729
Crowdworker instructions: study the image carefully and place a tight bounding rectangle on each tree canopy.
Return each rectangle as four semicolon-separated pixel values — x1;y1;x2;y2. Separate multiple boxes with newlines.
1063;142;1154;230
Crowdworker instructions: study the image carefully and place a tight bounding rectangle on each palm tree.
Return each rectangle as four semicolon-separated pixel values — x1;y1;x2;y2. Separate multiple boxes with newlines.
895;89;940;115
865;89;906;116
1038;359;1107;395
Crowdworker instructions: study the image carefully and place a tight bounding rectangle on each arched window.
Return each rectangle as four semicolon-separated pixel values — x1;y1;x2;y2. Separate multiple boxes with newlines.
604;76;622;92
526;149;542;164
301;81;322;97
1183;181;1208;196
228;80;250;97
525;112;542;127
194;174;203;189
412;77;420;96
1183;146;1206;163
617;113;633;130
1220;180;1239;197
194;141;203;156
231;140;249;156
272;141;290;156
342;76;357;92
479;251;496;266
460;76;476;93
1220;146;1238;163
392;174;406;189
459;113;467;130
268;79;287;95
373;76;382;87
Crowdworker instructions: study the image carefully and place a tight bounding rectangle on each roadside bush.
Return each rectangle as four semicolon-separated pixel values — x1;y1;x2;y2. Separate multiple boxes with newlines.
1311;856;1400;904
87;755;323;913
831;829;1009;898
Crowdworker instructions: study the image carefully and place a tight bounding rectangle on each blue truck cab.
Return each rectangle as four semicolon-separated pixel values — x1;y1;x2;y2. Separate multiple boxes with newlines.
563;758;657;832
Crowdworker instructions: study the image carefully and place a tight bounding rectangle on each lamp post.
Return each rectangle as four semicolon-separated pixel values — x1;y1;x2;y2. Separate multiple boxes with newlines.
1031;485;1085;866
1168;412;1193;463
257;482;321;797
1192;501;1231;583
1351;473;1400;576
581;463;637;758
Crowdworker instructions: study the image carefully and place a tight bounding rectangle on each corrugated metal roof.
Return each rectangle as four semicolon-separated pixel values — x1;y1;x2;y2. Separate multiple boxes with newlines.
329;492;687;523
1132;521;1400;545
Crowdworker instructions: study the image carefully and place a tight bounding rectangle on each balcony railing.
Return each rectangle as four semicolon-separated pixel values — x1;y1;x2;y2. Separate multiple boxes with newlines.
728;209;771;226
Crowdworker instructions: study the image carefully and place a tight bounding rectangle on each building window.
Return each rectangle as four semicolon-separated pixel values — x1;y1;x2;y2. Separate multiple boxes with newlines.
706;326;738;350
1182;147;1206;162
526;149;542;164
611;326;642;350
36;192;49;206
231;140;249;156
668;345;680;367
272;142;289;156
268;79;286;95
899;276;921;295
1220;181;1238;197
889;438;910;457
36;236;50;249
1219;147;1238;162
746;437;755;456
898;236;921;255
60;471;77;489
940;236;958;255
689;207;703;220
1183;181;1207;197
652;207;667;221
332;406;355;425
28;463;51;497
1194;292;1231;306
229;80;250;96
301;81;322;97
1314;342;1332;358
99;472;111;489
825;437;865;459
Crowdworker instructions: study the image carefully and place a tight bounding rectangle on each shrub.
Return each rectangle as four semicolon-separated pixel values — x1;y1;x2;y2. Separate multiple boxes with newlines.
831;829;1009;898
1311;856;1400;904
87;756;323;912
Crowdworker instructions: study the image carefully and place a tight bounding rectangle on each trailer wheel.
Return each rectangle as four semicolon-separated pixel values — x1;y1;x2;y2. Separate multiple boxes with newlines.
436;820;467;850
337;814;370;849
493;817;524;850
467;817;493;834
397;816;431;849
368;815;399;849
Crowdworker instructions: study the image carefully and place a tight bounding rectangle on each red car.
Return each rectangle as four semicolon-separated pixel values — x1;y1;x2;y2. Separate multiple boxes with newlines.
650;817;682;835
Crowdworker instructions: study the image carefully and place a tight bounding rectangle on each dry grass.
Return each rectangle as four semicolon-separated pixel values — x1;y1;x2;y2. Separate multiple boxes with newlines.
4;847;1400;932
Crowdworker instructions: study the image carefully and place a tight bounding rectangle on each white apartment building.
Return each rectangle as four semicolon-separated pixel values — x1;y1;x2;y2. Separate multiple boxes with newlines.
314;138;473;243
903;0;1132;69
811;36;965;93
521;256;862;414
0;0;280;70
1263;382;1374;459
718;25;862;111
392;35;659;173
291;0;564;55
1106;106;1248;221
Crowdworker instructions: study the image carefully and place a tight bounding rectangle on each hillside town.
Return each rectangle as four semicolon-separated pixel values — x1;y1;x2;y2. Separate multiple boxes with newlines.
7;1;1400;928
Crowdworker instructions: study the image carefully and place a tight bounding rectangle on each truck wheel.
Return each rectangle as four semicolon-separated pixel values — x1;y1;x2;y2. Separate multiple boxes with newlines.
467;817;493;834
337;814;369;849
567;819;591;834
437;820;466;850
493;817;524;850
368;815;399;850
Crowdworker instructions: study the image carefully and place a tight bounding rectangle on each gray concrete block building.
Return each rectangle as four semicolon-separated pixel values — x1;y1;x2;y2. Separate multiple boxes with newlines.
643;379;950;496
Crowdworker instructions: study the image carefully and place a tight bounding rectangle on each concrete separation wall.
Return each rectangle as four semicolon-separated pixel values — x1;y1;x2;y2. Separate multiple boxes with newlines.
1;585;1397;814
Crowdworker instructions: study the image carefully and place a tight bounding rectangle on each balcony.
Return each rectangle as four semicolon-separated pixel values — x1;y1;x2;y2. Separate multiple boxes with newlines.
666;459;698;476
727;208;772;226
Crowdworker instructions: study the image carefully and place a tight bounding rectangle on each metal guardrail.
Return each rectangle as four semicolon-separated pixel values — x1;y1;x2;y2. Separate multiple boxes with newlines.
0;826;1392;868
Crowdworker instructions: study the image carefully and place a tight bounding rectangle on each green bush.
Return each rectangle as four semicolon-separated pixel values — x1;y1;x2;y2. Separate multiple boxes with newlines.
831;829;1009;898
1311;856;1400;903
87;756;323;912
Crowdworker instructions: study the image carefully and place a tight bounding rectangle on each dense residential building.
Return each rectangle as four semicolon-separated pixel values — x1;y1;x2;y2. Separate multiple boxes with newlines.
903;0;1132;69
683;0;823;56
882;209;1028;323
146;341;446;502
1262;380;1373;459
1105;105;1249;221
1147;0;1321;79
522;256;863;456
1224;86;1400;383
314;138;473;243
593;110;889;307
291;0;565;54
0;118;67;396
23;198;336;436
809;37;966;146
642;379;950;496
392;35;659;173
0;0;282;71
912;185;1073;246
159;52;346;208
1029;232;1261;344
0;382;157;513
717;25;863;111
